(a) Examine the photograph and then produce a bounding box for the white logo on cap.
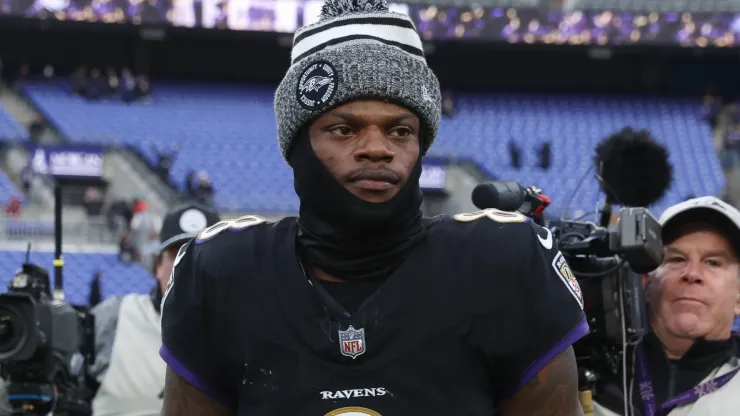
[179,209,208,233]
[296,61,338,111]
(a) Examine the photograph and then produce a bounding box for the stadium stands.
[0,172,23,207]
[21,82,723,217]
[0,105,28,140]
[0,250,153,305]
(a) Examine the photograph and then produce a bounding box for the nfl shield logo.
[338,325,366,359]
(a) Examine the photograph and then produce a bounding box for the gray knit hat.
[274,0,441,161]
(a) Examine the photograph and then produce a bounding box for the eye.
[706,259,723,267]
[328,125,353,136]
[666,257,685,264]
[389,127,414,138]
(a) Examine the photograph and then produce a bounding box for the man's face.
[155,242,185,293]
[650,226,740,340]
[308,100,421,203]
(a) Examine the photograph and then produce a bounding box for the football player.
[160,0,589,414]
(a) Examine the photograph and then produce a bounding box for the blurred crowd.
[414,7,740,47]
[71,66,151,102]
[2,1,739,47]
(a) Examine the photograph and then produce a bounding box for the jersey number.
[196,215,266,242]
[453,208,527,223]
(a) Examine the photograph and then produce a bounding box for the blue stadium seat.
[20,83,724,217]
[0,172,25,206]
[0,251,153,305]
[0,106,28,140]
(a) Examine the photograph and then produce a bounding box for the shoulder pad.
[194,214,269,245]
[449,208,533,240]
[447,209,557,256]
[452,208,530,225]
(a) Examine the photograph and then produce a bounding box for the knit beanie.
[274,0,442,161]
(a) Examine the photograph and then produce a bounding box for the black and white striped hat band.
[290,13,425,66]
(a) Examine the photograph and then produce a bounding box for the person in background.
[71,66,88,96]
[153,144,179,184]
[89,272,103,308]
[537,141,551,170]
[135,75,152,99]
[83,186,103,216]
[193,171,214,206]
[89,203,220,415]
[508,139,522,169]
[701,87,720,132]
[118,231,138,263]
[130,198,162,258]
[106,67,119,96]
[184,169,196,199]
[85,68,107,100]
[4,196,21,217]
[20,164,32,193]
[120,68,137,102]
[42,64,54,82]
[594,196,740,415]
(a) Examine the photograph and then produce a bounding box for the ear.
[734,281,740,318]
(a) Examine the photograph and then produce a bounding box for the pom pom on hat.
[319,0,389,20]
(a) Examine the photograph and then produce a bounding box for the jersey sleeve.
[159,241,234,407]
[471,220,589,401]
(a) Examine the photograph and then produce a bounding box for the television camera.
[472,128,674,406]
[0,184,94,416]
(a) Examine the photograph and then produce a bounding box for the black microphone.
[472,180,525,211]
[594,127,674,208]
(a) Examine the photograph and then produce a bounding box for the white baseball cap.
[659,196,740,249]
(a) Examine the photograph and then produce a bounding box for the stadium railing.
[0,215,121,245]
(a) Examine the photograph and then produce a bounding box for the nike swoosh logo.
[537,227,553,250]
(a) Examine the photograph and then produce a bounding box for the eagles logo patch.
[552,252,584,310]
[296,61,338,110]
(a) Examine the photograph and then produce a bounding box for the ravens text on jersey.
[160,213,589,414]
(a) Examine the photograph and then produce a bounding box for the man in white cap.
[595,196,740,416]
[88,203,219,415]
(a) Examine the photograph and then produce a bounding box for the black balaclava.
[289,129,427,281]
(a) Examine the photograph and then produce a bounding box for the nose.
[679,261,705,285]
[354,127,394,163]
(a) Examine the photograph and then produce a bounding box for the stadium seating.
[0,106,28,141]
[0,172,24,207]
[20,82,724,217]
[0,251,153,305]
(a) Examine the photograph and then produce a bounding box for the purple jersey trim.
[505,317,590,399]
[159,345,233,407]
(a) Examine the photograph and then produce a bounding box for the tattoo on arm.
[499,347,585,416]
[161,366,235,416]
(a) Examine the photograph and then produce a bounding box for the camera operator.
[88,204,219,415]
[594,196,740,416]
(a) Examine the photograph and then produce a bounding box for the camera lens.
[0,305,28,359]
[0,319,14,342]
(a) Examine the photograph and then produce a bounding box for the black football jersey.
[160,210,589,415]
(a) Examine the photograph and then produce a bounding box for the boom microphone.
[594,127,674,207]
[472,180,525,211]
